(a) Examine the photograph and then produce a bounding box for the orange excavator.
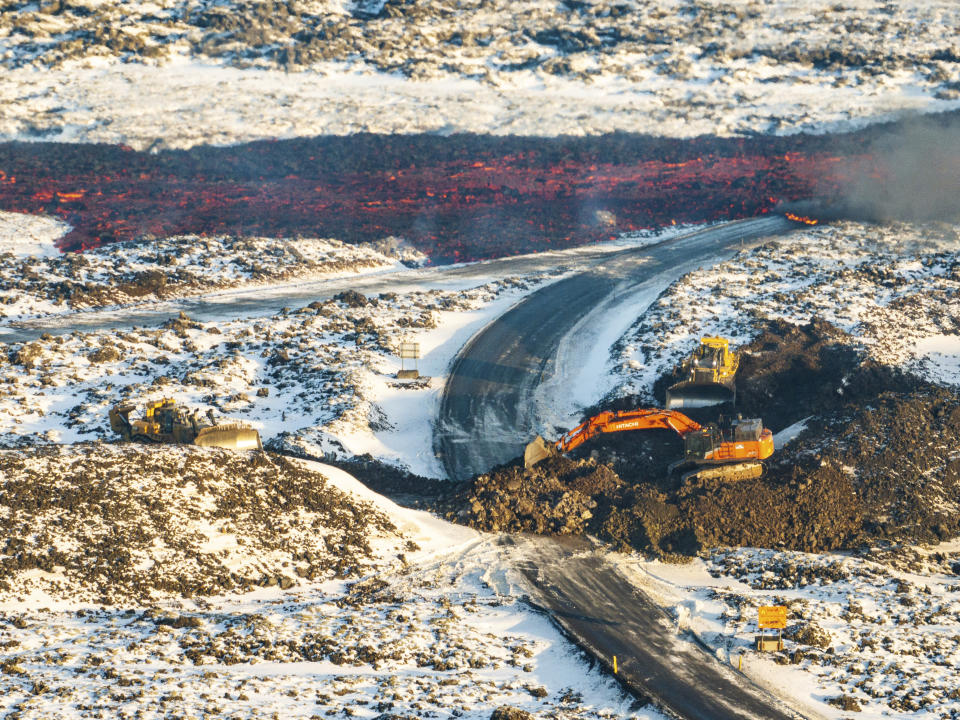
[524,408,774,482]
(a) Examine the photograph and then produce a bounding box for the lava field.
[0,131,885,263]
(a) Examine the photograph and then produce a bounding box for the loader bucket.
[524,435,558,468]
[194,424,263,451]
[665,381,736,409]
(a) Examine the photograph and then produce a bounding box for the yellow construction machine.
[666,336,739,409]
[109,398,262,451]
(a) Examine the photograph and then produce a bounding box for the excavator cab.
[682,427,718,462]
[681,416,771,464]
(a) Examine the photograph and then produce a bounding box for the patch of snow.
[914,334,960,385]
[0,211,69,258]
[773,416,812,448]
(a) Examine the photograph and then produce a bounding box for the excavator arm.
[556,409,703,453]
[524,408,702,468]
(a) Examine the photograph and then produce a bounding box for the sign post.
[756,605,787,652]
[397,341,421,380]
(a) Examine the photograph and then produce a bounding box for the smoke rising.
[842,116,960,222]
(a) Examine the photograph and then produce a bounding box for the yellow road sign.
[758,605,787,629]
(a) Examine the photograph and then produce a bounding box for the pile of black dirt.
[438,453,620,536]
[447,318,960,557]
[653,317,928,433]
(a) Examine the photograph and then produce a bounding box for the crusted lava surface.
[444,319,960,557]
[0,131,882,263]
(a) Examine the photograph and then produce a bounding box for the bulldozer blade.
[665,382,736,409]
[194,424,263,451]
[524,435,556,469]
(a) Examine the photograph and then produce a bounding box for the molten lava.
[0,135,878,263]
[785,212,819,225]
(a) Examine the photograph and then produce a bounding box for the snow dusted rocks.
[705,547,960,717]
[2,2,960,147]
[0,444,398,603]
[0,228,405,320]
[0,462,643,720]
[612,220,960,402]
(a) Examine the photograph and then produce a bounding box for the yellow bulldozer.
[109,398,262,451]
[665,336,739,409]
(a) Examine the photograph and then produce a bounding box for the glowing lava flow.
[785,212,819,225]
[0,136,875,262]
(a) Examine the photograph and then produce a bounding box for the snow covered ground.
[0,212,424,319]
[0,210,70,259]
[0,449,655,719]
[0,256,556,478]
[1,1,959,148]
[608,220,960,405]
[614,544,960,719]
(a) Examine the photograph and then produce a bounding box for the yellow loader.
[109,398,262,451]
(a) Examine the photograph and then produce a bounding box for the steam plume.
[843,116,960,222]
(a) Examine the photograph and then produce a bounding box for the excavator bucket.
[523,435,556,469]
[194,424,263,451]
[665,380,736,409]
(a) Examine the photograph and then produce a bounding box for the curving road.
[1,230,706,343]
[436,215,807,720]
[435,215,794,481]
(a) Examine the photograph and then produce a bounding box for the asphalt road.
[436,215,807,719]
[1,232,694,343]
[435,214,794,481]
[512,535,804,720]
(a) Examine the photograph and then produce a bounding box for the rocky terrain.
[447,316,960,558]
[0,444,400,603]
[2,1,958,147]
[0,229,422,320]
[2,0,956,87]
[660,545,960,718]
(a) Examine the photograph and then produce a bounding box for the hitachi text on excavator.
[524,408,774,483]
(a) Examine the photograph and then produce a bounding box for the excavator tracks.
[681,460,764,485]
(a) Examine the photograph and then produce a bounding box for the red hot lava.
[0,136,875,263]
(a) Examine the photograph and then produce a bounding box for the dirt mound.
[448,319,960,557]
[0,444,398,603]
[442,454,618,536]
[654,317,927,432]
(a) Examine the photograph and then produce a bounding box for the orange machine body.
[555,408,774,465]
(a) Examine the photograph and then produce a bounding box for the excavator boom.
[525,407,774,484]
[557,409,702,453]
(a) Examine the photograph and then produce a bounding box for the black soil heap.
[444,319,960,557]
